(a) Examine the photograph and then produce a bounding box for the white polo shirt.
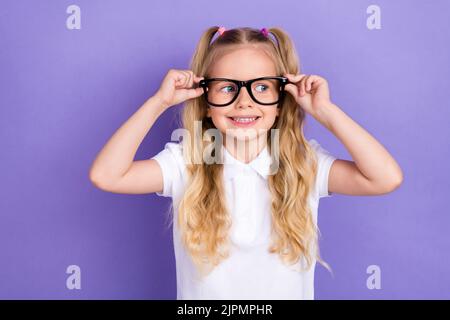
[151,138,337,300]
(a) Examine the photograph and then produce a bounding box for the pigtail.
[267,27,300,75]
[189,26,222,75]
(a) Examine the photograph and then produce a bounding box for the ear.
[206,108,211,117]
[276,107,280,117]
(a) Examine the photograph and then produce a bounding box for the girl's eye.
[255,84,268,92]
[221,85,235,93]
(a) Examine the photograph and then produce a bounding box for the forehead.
[208,45,277,80]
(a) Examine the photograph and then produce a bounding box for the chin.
[224,127,268,142]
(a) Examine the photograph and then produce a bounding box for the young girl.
[89,26,403,300]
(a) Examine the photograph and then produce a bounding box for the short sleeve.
[309,139,337,198]
[150,142,185,198]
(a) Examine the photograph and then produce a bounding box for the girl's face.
[206,46,280,142]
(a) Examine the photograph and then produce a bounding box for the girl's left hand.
[283,73,332,118]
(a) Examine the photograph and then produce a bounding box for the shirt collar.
[222,144,273,180]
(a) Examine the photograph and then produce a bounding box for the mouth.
[227,116,261,127]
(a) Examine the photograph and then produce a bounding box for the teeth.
[231,117,258,123]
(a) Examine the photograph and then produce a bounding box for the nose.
[235,85,254,109]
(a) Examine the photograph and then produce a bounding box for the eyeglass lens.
[205,79,281,105]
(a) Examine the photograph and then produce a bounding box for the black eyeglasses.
[198,76,290,107]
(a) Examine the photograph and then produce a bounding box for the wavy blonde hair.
[175,26,330,276]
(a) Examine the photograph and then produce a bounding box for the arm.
[284,73,403,196]
[88,95,166,194]
[89,69,204,195]
[316,102,404,196]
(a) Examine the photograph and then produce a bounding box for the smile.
[227,116,261,127]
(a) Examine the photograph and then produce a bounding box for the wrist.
[148,94,169,113]
[313,102,339,130]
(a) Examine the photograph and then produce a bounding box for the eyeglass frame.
[198,76,291,107]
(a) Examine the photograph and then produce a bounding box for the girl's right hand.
[154,69,204,109]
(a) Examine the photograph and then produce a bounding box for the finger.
[187,72,194,88]
[304,75,312,95]
[283,73,306,84]
[175,72,187,87]
[300,75,309,96]
[194,87,204,97]
[193,76,204,89]
[188,73,200,87]
[306,75,318,92]
[184,71,192,88]
[306,75,313,92]
[188,71,197,87]
[194,75,204,83]
[184,87,203,100]
[284,83,299,99]
[190,73,204,88]
[178,71,189,88]
[292,74,306,84]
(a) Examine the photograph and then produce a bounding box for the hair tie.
[218,26,226,36]
[260,27,269,37]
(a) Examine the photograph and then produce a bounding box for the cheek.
[260,109,279,125]
[209,111,229,129]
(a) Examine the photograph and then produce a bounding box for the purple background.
[1,0,449,299]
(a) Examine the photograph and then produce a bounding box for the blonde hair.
[175,26,330,276]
